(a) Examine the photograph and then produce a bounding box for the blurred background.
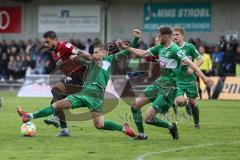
[0,0,240,100]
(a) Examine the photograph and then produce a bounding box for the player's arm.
[117,39,162,57]
[187,45,203,75]
[72,48,92,60]
[113,29,141,60]
[183,57,214,87]
[117,43,149,57]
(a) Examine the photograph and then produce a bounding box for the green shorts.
[66,83,104,112]
[143,80,177,114]
[176,82,198,98]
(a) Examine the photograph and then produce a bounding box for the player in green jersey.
[16,29,141,137]
[117,26,214,140]
[172,26,203,128]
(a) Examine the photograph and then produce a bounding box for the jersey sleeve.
[172,47,187,62]
[148,44,162,56]
[110,37,140,61]
[63,42,80,55]
[190,44,201,60]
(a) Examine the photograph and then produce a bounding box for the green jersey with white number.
[177,42,201,85]
[149,42,187,85]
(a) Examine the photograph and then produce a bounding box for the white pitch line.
[136,141,240,160]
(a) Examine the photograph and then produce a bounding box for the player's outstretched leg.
[91,111,137,138]
[145,106,179,140]
[130,94,149,140]
[17,105,55,123]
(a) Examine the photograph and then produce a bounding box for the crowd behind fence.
[0,35,240,83]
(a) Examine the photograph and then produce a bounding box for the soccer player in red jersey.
[42,31,91,136]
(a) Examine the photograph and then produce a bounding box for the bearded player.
[42,31,91,136]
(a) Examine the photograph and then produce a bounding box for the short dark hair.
[172,26,185,35]
[158,26,172,35]
[43,31,58,39]
[94,44,108,51]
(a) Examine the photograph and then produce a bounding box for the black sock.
[191,105,199,124]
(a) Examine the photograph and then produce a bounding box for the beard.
[48,46,55,51]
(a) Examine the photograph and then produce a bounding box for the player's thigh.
[66,94,85,109]
[131,93,150,109]
[145,106,158,122]
[152,95,170,114]
[54,82,69,94]
[53,99,72,110]
[91,111,104,129]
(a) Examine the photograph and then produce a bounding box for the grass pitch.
[0,91,240,160]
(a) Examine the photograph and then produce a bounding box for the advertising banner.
[38,5,100,33]
[0,7,21,33]
[143,3,211,32]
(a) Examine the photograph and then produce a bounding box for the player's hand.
[70,55,78,59]
[133,29,141,38]
[203,76,214,87]
[187,68,194,75]
[116,39,129,50]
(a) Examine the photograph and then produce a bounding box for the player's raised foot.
[194,123,200,129]
[123,123,137,138]
[16,106,30,123]
[43,116,60,128]
[134,133,148,140]
[169,122,179,140]
[55,129,70,137]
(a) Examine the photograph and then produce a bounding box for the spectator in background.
[198,46,212,99]
[229,36,238,53]
[26,39,34,55]
[8,55,17,81]
[211,46,224,75]
[236,47,240,77]
[128,54,141,72]
[20,54,36,76]
[76,39,86,50]
[138,40,147,50]
[188,38,196,46]
[219,43,236,76]
[0,52,9,81]
[218,35,227,53]
[18,40,26,51]
[85,38,92,53]
[195,38,203,49]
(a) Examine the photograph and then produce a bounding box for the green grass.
[0,91,240,160]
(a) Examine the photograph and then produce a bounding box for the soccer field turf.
[0,92,240,160]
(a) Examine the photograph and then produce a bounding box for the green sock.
[131,108,144,133]
[103,120,123,131]
[146,116,171,128]
[32,105,55,119]
[191,105,199,124]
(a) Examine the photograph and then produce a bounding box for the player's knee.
[175,98,185,106]
[189,99,197,107]
[131,98,142,109]
[144,113,153,124]
[94,121,104,129]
